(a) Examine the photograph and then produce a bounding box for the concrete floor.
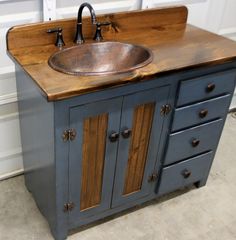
[0,115,236,240]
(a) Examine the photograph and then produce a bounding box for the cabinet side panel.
[80,114,108,211]
[123,103,155,195]
[15,66,56,232]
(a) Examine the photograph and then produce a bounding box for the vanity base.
[16,60,236,240]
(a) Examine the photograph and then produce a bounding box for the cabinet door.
[112,86,170,207]
[68,97,122,222]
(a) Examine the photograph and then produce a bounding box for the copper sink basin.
[48,42,153,76]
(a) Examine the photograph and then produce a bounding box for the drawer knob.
[199,109,208,118]
[206,83,215,93]
[192,139,200,147]
[121,128,132,138]
[182,169,192,179]
[109,132,119,142]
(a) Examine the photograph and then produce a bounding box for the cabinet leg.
[51,231,67,240]
[51,225,68,240]
[195,178,208,188]
[24,173,33,193]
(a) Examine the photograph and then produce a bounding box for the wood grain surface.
[6,6,236,101]
[80,114,108,211]
[123,103,155,195]
[7,6,188,50]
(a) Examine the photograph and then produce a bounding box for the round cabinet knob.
[192,139,200,147]
[121,128,132,138]
[109,132,119,142]
[182,169,192,179]
[206,83,215,93]
[199,109,208,118]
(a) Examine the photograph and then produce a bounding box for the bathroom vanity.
[7,6,236,240]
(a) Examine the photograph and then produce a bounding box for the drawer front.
[164,119,223,165]
[177,70,235,107]
[172,94,231,132]
[158,151,213,196]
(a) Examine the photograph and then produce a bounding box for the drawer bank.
[6,6,236,240]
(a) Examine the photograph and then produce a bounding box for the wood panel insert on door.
[123,102,155,195]
[80,113,108,211]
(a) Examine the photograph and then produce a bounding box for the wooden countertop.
[7,6,236,101]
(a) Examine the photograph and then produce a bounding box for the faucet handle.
[47,27,65,48]
[99,22,112,26]
[93,22,111,42]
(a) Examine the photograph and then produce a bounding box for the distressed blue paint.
[176,70,236,107]
[172,94,231,131]
[112,86,170,207]
[15,66,59,237]
[68,97,123,226]
[15,59,236,240]
[158,151,213,196]
[164,119,224,165]
[54,103,70,240]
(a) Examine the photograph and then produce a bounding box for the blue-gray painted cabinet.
[158,69,236,194]
[69,97,123,222]
[15,64,236,240]
[68,86,170,224]
[112,86,170,207]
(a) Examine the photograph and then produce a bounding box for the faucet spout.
[78,2,97,25]
[74,2,97,44]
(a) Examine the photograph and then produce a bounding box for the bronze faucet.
[74,2,97,44]
[74,2,111,44]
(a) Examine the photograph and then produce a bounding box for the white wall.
[0,0,42,180]
[0,0,235,180]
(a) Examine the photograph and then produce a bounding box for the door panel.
[69,97,122,223]
[123,103,155,195]
[112,86,170,207]
[80,113,108,211]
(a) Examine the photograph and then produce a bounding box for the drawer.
[158,151,213,196]
[177,70,236,107]
[164,119,223,165]
[172,94,231,132]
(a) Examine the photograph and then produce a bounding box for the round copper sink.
[48,42,153,76]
